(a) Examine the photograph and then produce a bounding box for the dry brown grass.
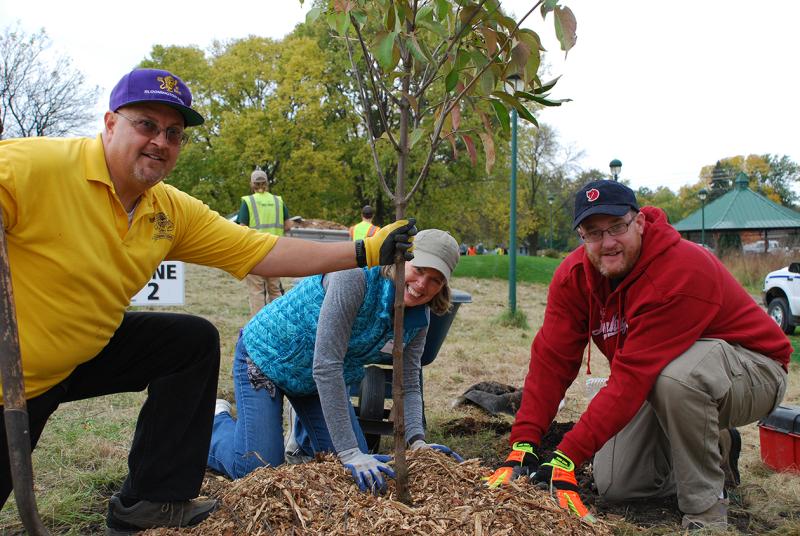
[2,264,799,534]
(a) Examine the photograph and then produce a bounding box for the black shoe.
[106,493,217,535]
[719,428,741,488]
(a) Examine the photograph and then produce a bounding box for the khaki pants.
[245,274,283,317]
[593,339,787,515]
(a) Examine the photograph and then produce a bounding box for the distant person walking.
[350,205,380,241]
[239,169,292,317]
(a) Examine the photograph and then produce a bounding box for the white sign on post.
[131,261,185,306]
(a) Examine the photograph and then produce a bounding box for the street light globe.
[698,188,708,201]
[547,194,554,205]
[609,159,622,180]
[505,73,526,93]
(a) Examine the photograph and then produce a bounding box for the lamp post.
[698,188,708,247]
[547,194,554,249]
[609,159,622,181]
[506,74,525,313]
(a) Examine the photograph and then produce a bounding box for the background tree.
[699,154,799,207]
[0,24,99,139]
[516,122,581,251]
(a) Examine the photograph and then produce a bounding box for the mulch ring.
[143,449,612,536]
[439,417,774,534]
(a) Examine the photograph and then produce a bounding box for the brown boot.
[681,498,729,531]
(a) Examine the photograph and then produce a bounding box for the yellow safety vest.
[349,221,380,241]
[242,192,285,236]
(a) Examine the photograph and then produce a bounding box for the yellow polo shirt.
[0,135,276,399]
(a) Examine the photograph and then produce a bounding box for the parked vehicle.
[763,262,800,334]
[745,239,786,254]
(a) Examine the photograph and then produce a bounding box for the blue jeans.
[207,336,368,479]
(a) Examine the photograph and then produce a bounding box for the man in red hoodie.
[485,180,790,530]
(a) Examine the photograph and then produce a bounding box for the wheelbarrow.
[354,289,472,452]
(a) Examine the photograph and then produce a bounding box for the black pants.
[0,312,221,509]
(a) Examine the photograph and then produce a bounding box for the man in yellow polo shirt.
[0,68,415,534]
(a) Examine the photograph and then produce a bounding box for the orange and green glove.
[532,450,596,524]
[356,218,416,267]
[484,441,539,488]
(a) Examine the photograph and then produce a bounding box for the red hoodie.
[510,206,791,466]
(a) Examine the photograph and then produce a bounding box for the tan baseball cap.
[410,229,460,282]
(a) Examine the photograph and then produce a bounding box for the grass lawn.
[452,254,561,285]
[2,258,800,534]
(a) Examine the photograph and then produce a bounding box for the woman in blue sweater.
[208,229,461,492]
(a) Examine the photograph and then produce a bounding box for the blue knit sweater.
[242,267,427,396]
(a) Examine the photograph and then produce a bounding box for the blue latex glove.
[338,448,395,494]
[409,439,464,463]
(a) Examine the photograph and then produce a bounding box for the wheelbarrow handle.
[0,218,50,535]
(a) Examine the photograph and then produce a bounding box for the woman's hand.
[338,448,395,494]
[409,439,464,463]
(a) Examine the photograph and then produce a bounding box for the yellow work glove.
[484,441,539,488]
[356,218,417,268]
[532,450,596,524]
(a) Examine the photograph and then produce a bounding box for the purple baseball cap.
[109,68,204,127]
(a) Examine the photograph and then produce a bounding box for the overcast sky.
[3,0,798,193]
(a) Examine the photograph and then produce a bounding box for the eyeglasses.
[579,216,635,243]
[115,112,188,146]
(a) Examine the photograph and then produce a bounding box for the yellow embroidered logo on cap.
[157,76,181,95]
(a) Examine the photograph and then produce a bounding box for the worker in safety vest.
[349,205,380,241]
[239,168,292,316]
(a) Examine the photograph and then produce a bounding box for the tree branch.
[344,35,395,201]
[350,15,401,152]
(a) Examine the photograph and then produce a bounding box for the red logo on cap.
[586,188,600,202]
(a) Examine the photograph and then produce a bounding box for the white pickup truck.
[763,263,800,334]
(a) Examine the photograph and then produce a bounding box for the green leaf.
[554,6,577,55]
[491,90,518,110]
[409,127,425,149]
[385,3,396,32]
[434,0,450,20]
[516,92,568,107]
[374,31,398,71]
[417,4,434,23]
[534,76,561,94]
[306,7,322,24]
[540,0,559,17]
[417,18,449,38]
[445,69,459,92]
[514,102,537,125]
[408,34,430,64]
[518,29,543,52]
[489,99,510,134]
[325,11,350,35]
[480,69,496,95]
[459,4,484,26]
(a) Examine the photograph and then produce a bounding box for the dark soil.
[441,416,773,534]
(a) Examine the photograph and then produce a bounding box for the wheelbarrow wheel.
[359,366,386,453]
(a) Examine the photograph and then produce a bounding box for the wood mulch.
[143,450,611,535]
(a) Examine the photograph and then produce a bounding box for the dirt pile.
[291,218,348,230]
[143,450,611,535]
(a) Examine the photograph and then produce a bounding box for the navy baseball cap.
[109,68,204,127]
[573,180,639,229]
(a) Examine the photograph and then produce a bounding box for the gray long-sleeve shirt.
[312,268,427,454]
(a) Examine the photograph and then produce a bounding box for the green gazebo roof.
[672,173,800,231]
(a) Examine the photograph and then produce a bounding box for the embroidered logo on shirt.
[586,188,600,202]
[151,212,175,241]
[592,312,628,340]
